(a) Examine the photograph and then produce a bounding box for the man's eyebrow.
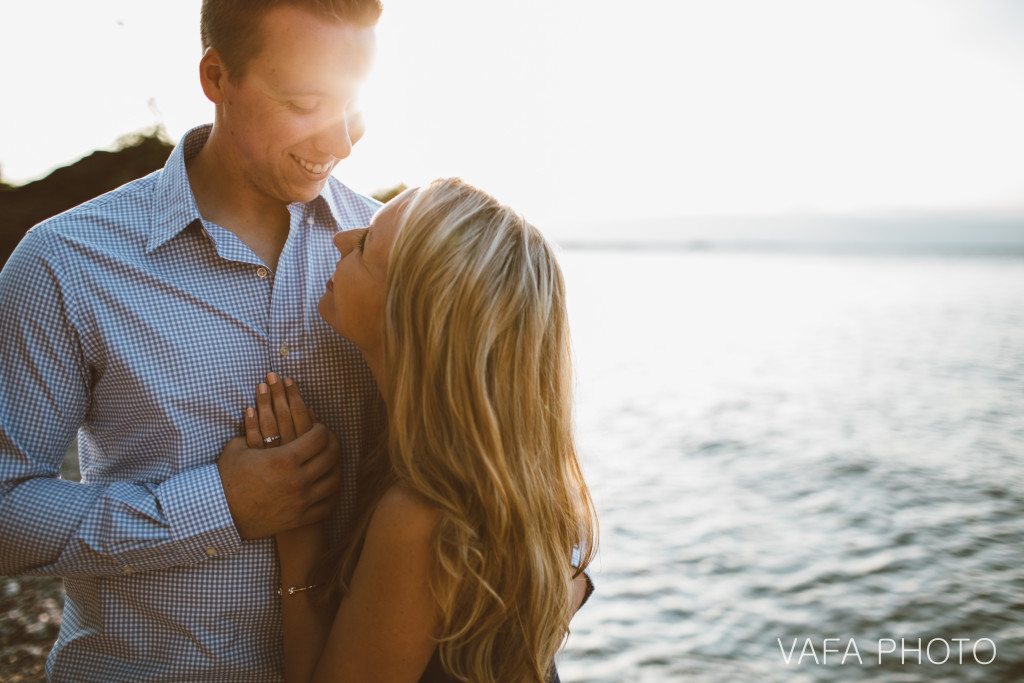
[276,88,330,98]
[275,84,360,99]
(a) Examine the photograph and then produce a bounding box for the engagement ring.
[263,435,281,445]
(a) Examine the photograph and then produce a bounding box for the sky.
[2,0,1024,237]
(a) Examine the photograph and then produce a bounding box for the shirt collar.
[147,125,211,253]
[147,124,352,253]
[316,170,367,232]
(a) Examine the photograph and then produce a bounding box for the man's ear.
[198,47,228,104]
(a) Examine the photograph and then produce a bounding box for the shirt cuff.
[157,464,242,566]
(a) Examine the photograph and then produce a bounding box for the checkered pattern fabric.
[0,125,385,682]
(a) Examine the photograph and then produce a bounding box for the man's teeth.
[298,158,331,174]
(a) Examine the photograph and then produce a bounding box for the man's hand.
[218,408,341,539]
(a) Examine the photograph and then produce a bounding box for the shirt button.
[279,345,290,357]
[205,547,218,556]
[306,216,315,226]
[122,566,134,575]
[256,267,268,279]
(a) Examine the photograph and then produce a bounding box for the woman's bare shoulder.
[366,485,442,548]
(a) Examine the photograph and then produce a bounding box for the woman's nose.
[334,228,366,255]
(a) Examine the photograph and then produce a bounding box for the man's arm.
[0,230,339,577]
[0,230,237,576]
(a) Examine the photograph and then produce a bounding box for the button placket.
[252,265,273,336]
[269,207,311,375]
[246,262,275,366]
[269,273,291,368]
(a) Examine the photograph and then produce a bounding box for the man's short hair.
[200,0,383,78]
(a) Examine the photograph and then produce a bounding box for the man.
[0,1,385,680]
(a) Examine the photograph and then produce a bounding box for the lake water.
[555,247,1024,682]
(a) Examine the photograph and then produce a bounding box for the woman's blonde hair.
[333,178,597,681]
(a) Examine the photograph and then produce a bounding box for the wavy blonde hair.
[333,178,597,681]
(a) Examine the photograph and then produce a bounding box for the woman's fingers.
[249,373,311,448]
[255,382,281,448]
[244,407,264,449]
[284,377,313,435]
[267,373,297,443]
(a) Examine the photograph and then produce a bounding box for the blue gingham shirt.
[0,125,385,682]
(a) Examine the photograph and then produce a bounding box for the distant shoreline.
[557,240,1024,257]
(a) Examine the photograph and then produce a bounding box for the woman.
[244,178,596,682]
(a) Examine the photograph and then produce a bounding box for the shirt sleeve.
[0,230,242,577]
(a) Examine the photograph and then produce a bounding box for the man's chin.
[281,173,330,203]
[296,180,330,201]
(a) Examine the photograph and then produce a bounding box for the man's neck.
[186,129,291,270]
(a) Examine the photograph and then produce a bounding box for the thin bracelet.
[277,584,320,596]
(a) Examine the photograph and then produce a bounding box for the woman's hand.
[245,372,314,448]
[244,373,328,552]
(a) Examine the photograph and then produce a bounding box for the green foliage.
[370,183,408,204]
[115,125,172,152]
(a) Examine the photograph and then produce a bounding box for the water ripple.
[558,250,1024,682]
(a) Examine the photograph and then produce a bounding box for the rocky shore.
[1,577,64,682]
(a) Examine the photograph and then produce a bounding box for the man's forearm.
[0,466,241,577]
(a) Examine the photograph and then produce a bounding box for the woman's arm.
[245,374,337,682]
[248,375,441,683]
[277,522,336,683]
[311,486,441,683]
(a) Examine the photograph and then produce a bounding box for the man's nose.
[316,113,356,161]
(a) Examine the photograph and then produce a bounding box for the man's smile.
[292,154,336,176]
